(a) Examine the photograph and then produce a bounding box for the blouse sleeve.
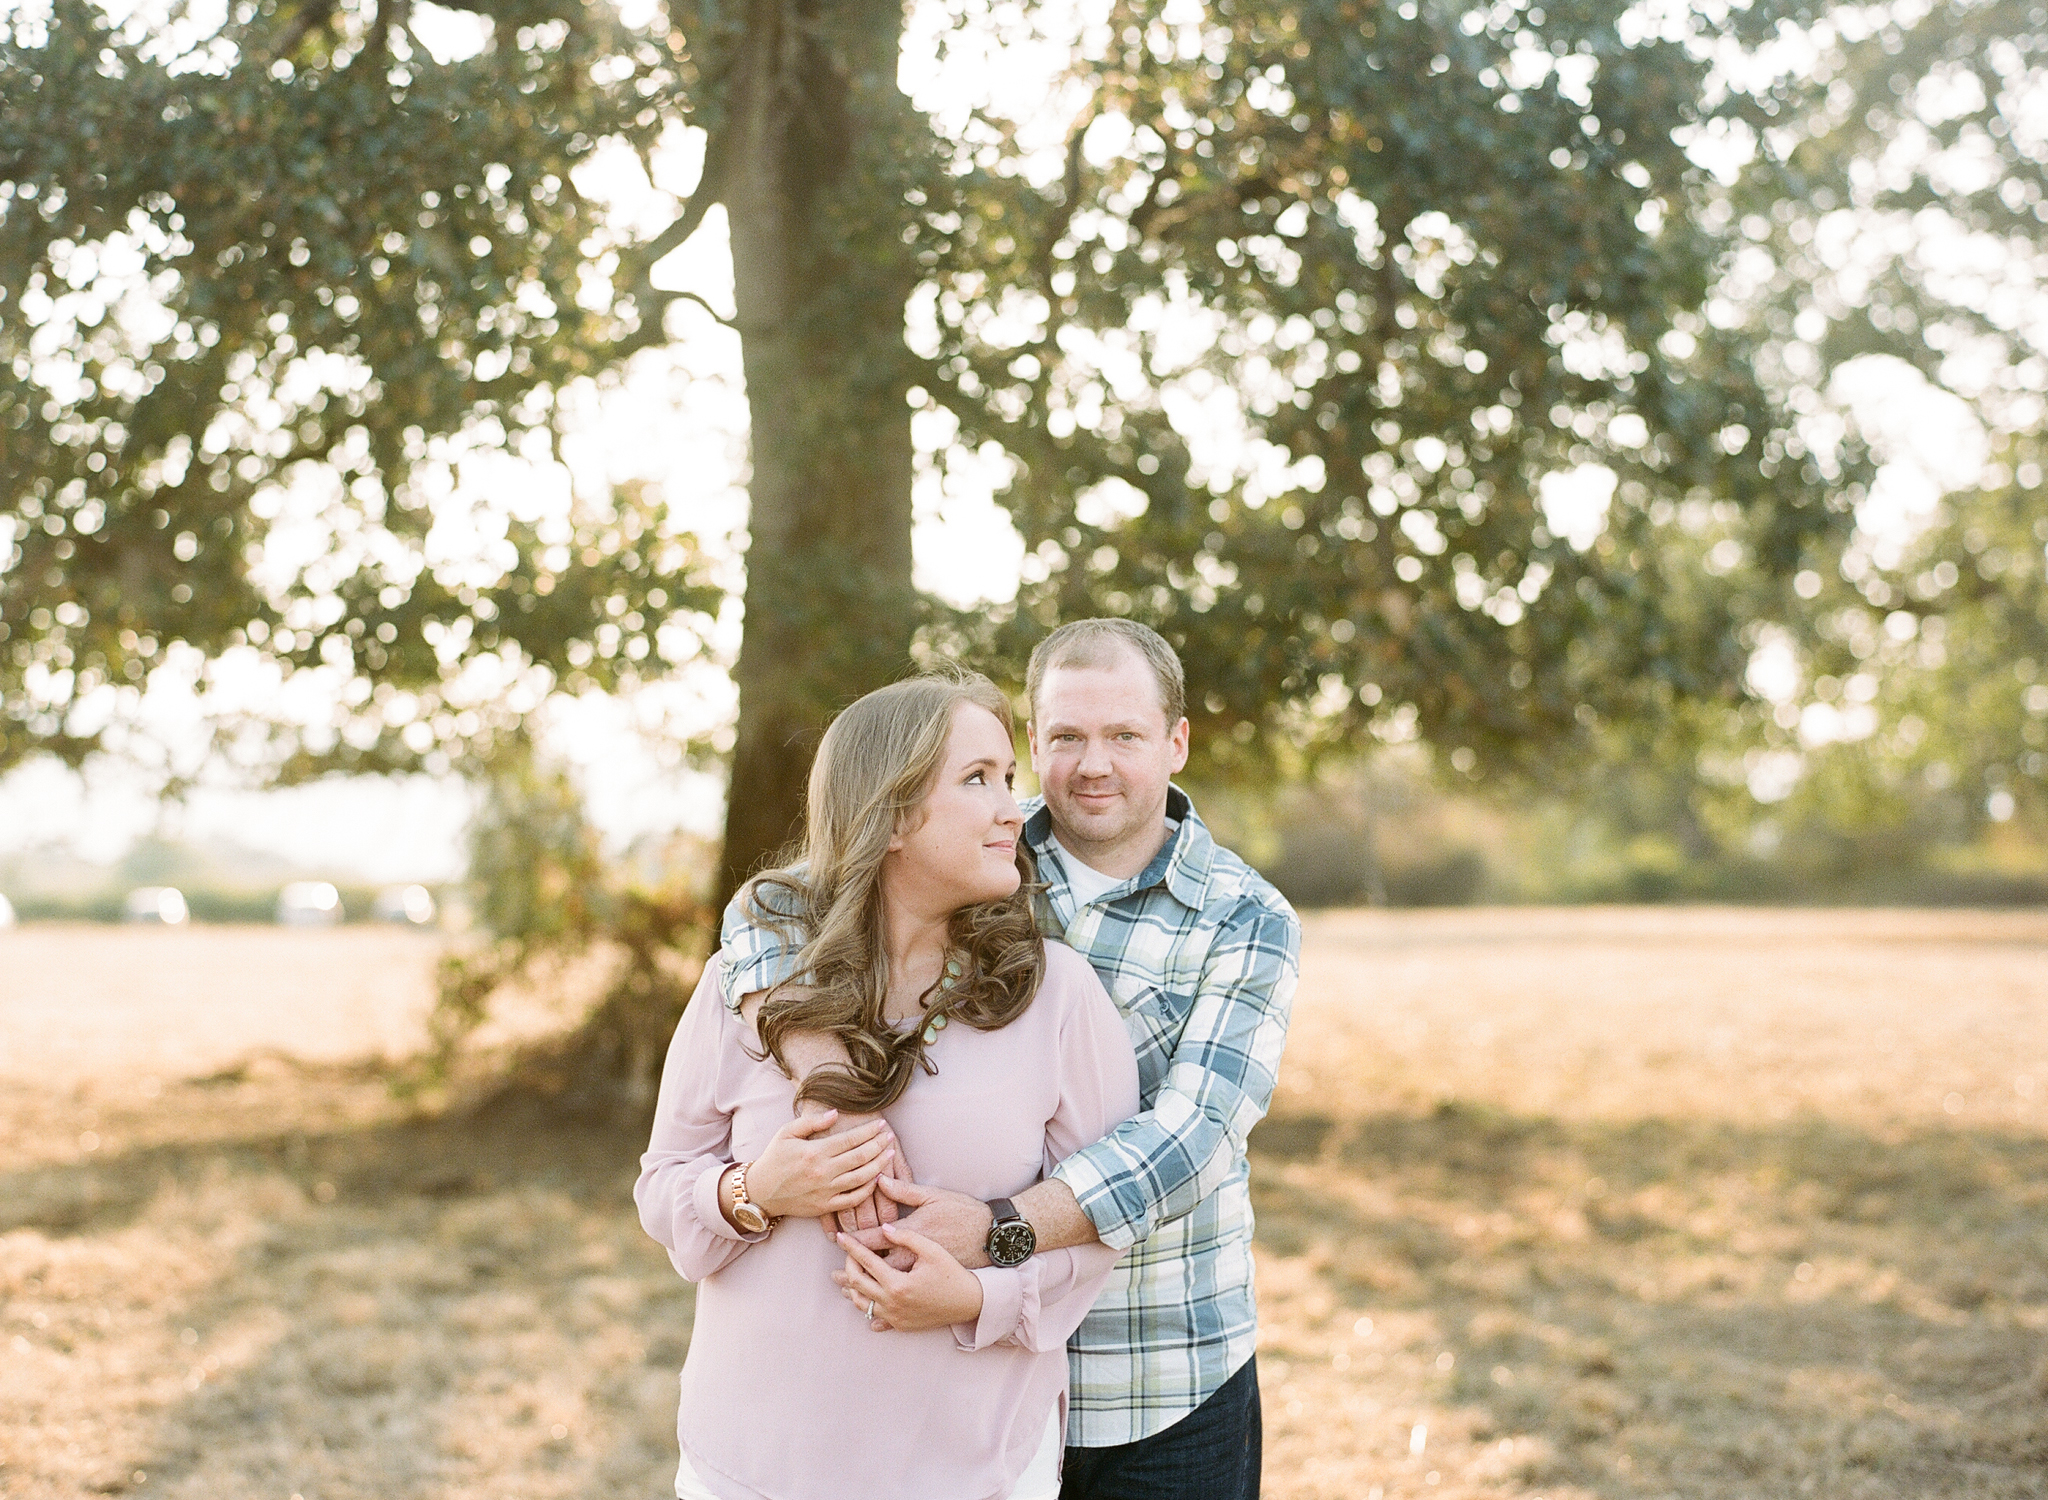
[635,960,771,1282]
[954,947,1141,1352]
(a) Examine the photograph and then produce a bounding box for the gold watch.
[729,1162,774,1235]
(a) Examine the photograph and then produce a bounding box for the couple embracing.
[636,619,1302,1500]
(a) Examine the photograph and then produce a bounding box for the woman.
[635,671,1140,1500]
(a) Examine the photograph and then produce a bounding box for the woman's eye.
[966,771,985,784]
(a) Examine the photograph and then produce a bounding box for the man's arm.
[853,1136,1099,1271]
[855,896,1300,1265]
[719,881,804,1013]
[1051,897,1299,1250]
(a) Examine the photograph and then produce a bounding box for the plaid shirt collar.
[1022,784,1213,915]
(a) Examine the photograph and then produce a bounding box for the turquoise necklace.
[921,954,965,1045]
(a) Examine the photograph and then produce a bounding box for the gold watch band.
[730,1161,774,1235]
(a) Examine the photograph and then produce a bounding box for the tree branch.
[620,129,730,290]
[670,289,738,330]
[1033,106,1093,290]
[1128,129,1177,240]
[271,0,338,62]
[379,0,412,62]
[613,127,734,344]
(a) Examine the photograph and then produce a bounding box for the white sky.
[0,0,2006,883]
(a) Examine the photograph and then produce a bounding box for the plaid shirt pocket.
[1107,972,1182,1101]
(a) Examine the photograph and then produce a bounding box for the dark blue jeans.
[1059,1355,1262,1500]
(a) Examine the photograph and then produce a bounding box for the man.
[720,618,1300,1499]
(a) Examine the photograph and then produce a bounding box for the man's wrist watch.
[729,1162,774,1235]
[985,1197,1036,1268]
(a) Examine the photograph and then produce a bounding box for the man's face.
[1028,647,1190,872]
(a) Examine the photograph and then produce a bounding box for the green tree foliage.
[1739,0,2047,436]
[1708,0,2048,862]
[936,0,1857,778]
[1796,440,2048,836]
[1,0,720,778]
[423,736,708,1108]
[4,0,1869,906]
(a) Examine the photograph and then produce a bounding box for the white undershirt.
[1051,819,1178,907]
[1051,836,1125,906]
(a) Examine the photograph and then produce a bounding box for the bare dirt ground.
[2,908,2043,1499]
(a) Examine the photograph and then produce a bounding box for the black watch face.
[988,1219,1036,1267]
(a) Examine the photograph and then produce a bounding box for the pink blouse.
[635,941,1141,1500]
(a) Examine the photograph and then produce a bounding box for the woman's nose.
[997,789,1024,827]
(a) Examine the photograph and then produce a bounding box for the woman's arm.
[637,962,901,1282]
[729,929,908,1235]
[635,964,765,1282]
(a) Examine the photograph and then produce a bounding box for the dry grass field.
[1,909,2043,1499]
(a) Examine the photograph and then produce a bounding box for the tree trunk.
[715,0,919,908]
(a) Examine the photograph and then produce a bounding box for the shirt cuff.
[952,1266,1025,1351]
[1052,1153,1143,1252]
[692,1160,771,1244]
[719,956,748,1014]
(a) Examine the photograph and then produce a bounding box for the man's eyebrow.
[1041,719,1151,735]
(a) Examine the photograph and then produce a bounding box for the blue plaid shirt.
[719,785,1300,1447]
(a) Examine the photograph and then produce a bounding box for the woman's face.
[887,702,1025,914]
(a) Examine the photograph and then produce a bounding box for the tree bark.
[716,0,919,908]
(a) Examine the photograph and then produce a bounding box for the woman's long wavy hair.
[740,670,1046,1113]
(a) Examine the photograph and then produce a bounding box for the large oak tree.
[5,0,1860,909]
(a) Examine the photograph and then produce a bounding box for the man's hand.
[843,1173,1099,1268]
[841,1176,994,1271]
[833,1225,983,1333]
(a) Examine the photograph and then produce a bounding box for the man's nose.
[1074,737,1113,776]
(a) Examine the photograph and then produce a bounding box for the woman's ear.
[889,799,929,852]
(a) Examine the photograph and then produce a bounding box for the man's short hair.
[1026,618,1187,727]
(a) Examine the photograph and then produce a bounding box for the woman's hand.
[833,1225,984,1333]
[739,990,913,1236]
[744,1111,896,1222]
[799,1115,915,1239]
[825,1130,917,1237]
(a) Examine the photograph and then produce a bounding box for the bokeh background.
[3,0,2046,1493]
